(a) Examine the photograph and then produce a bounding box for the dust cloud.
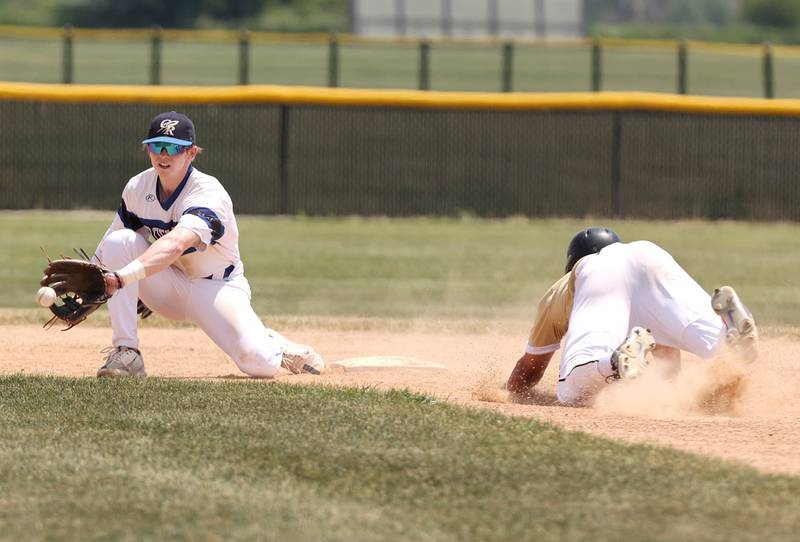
[594,337,799,419]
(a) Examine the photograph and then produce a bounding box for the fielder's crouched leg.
[188,280,286,379]
[556,361,610,406]
[96,228,150,354]
[96,228,148,269]
[231,332,283,378]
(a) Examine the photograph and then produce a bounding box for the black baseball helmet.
[565,227,621,273]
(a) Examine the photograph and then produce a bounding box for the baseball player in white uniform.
[93,111,324,378]
[506,227,758,406]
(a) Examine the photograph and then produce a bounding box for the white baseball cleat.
[281,342,325,375]
[711,286,758,362]
[610,326,656,380]
[97,346,147,378]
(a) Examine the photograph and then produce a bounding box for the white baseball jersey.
[104,165,242,280]
[94,163,307,378]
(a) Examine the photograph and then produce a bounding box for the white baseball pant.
[96,228,286,377]
[557,241,726,405]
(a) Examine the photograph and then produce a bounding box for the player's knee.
[234,341,282,378]
[557,382,601,406]
[556,364,606,406]
[557,380,590,406]
[104,228,138,248]
[98,229,146,267]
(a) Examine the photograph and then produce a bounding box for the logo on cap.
[158,119,180,136]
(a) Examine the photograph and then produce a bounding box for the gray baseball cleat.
[711,286,758,362]
[97,346,147,378]
[281,342,325,375]
[610,326,656,380]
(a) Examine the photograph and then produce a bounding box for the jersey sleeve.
[526,273,575,354]
[177,199,227,250]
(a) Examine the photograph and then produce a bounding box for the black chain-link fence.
[2,99,800,220]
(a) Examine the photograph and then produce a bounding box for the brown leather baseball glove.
[40,258,113,330]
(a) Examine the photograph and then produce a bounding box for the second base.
[329,356,448,372]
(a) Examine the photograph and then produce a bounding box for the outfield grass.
[0,376,798,541]
[3,211,799,326]
[4,36,800,97]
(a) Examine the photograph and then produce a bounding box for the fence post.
[611,112,622,217]
[279,105,290,214]
[763,43,774,99]
[677,40,688,95]
[239,28,250,85]
[328,34,339,87]
[502,41,513,92]
[591,39,602,92]
[419,40,430,90]
[150,25,162,85]
[62,25,73,84]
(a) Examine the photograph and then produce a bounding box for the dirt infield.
[3,322,799,476]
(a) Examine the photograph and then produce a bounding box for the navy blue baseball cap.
[142,111,195,146]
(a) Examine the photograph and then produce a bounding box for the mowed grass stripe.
[3,211,799,326]
[0,376,798,541]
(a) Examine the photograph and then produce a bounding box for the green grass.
[592,22,800,46]
[3,213,800,539]
[0,376,798,541]
[3,211,800,326]
[3,35,800,97]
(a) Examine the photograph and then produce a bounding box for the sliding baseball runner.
[506,227,758,405]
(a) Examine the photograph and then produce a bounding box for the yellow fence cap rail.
[3,81,800,117]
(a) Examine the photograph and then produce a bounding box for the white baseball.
[36,286,57,308]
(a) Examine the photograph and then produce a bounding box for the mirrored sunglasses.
[147,142,189,156]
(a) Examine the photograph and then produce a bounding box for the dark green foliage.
[590,20,800,42]
[0,0,348,31]
[742,0,800,28]
[203,0,272,20]
[56,0,272,28]
[586,0,737,26]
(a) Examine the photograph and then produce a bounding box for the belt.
[203,263,237,281]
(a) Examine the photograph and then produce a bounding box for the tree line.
[3,0,800,35]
